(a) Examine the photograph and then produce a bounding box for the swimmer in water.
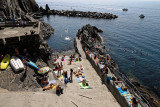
[133,61,136,65]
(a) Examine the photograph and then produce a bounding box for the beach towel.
[58,75,64,79]
[76,59,83,62]
[48,80,56,85]
[76,78,80,82]
[76,77,84,83]
[117,87,130,95]
[79,83,91,89]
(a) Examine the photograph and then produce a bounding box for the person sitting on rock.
[131,97,138,107]
[41,77,49,86]
[76,58,79,62]
[56,85,63,96]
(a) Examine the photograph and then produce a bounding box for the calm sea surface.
[36,0,160,98]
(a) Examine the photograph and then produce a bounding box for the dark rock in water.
[139,14,145,18]
[45,4,50,11]
[39,22,54,40]
[40,6,45,13]
[122,8,128,11]
[41,9,118,19]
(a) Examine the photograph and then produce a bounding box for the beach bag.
[86,83,89,86]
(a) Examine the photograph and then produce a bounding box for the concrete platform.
[0,27,38,39]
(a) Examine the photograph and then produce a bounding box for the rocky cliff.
[0,0,39,19]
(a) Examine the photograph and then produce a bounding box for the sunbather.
[43,83,55,91]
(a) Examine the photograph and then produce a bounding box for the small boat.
[26,59,39,70]
[10,56,24,72]
[122,8,128,11]
[139,14,145,18]
[0,54,10,70]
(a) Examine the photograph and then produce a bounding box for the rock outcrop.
[76,24,160,107]
[40,6,118,19]
[0,0,39,19]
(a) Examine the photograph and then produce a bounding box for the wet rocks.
[42,9,118,19]
[39,22,54,40]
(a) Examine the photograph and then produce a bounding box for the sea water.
[36,0,160,99]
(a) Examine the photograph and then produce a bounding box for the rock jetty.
[75,24,158,107]
[40,4,118,19]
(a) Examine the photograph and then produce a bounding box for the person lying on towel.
[43,83,55,91]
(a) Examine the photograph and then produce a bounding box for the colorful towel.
[58,75,64,79]
[76,77,84,83]
[79,83,90,89]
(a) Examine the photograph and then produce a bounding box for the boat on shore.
[10,56,24,72]
[0,54,10,70]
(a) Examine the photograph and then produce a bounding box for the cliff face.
[0,0,39,19]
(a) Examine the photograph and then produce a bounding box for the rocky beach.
[0,0,160,107]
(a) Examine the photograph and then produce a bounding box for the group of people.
[86,49,139,107]
[41,75,64,96]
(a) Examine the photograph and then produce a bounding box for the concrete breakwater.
[74,24,151,107]
[40,4,118,19]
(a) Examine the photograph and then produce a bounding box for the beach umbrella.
[38,67,50,74]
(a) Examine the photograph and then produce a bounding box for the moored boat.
[0,54,10,70]
[10,56,24,72]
